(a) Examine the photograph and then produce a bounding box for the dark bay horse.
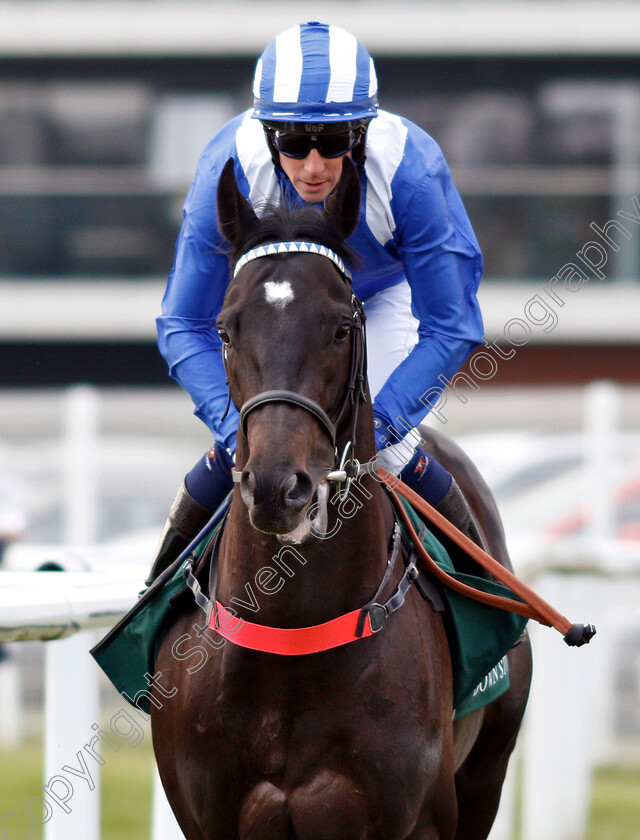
[151,158,533,840]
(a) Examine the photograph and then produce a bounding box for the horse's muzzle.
[240,467,314,534]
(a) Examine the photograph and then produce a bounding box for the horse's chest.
[201,689,359,784]
[245,709,290,777]
[188,676,293,777]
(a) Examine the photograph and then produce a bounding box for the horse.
[151,157,533,840]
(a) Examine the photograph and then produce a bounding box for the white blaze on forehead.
[264,280,295,310]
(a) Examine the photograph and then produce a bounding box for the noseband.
[240,390,338,448]
[228,241,368,491]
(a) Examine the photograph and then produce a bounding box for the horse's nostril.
[240,471,256,507]
[283,472,313,510]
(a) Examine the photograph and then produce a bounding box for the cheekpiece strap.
[233,241,350,280]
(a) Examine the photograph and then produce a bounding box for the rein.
[182,463,595,656]
[378,470,596,648]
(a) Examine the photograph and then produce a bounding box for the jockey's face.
[278,148,346,203]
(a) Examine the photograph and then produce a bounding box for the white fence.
[0,571,184,840]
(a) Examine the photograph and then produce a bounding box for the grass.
[0,741,639,839]
[0,737,154,840]
[586,765,640,840]
[98,737,155,840]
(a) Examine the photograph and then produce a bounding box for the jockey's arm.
[156,164,239,453]
[372,161,484,443]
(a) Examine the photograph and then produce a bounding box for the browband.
[233,241,350,280]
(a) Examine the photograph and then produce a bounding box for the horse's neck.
[217,473,392,627]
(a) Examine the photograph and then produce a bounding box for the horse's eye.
[334,323,351,343]
[217,327,231,346]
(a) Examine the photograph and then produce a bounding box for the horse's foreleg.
[238,781,292,840]
[287,770,368,840]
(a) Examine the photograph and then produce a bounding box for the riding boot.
[434,477,485,550]
[144,482,213,587]
[434,477,487,576]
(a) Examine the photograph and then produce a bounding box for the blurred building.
[0,1,639,387]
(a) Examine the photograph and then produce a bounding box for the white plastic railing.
[0,571,142,643]
[0,570,184,840]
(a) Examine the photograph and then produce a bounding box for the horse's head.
[217,158,367,543]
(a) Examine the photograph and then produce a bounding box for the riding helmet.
[252,21,378,128]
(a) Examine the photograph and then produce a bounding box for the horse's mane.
[230,201,357,268]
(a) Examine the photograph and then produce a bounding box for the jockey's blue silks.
[158,109,482,453]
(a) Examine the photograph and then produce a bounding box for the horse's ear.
[217,158,259,248]
[324,158,361,240]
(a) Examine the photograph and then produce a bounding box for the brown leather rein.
[226,242,593,647]
[377,467,596,647]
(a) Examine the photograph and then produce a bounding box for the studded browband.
[233,241,350,280]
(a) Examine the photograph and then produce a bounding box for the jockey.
[148,21,485,584]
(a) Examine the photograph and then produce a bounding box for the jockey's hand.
[374,414,423,476]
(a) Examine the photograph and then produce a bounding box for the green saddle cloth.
[395,496,528,717]
[91,500,527,718]
[91,532,217,716]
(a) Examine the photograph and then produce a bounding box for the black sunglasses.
[268,128,361,159]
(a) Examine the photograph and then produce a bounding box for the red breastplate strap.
[210,602,375,656]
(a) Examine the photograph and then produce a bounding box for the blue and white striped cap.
[252,22,378,123]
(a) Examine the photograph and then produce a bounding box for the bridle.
[225,241,369,496]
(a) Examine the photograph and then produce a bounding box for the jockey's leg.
[145,443,233,585]
[400,447,485,550]
[378,434,484,552]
